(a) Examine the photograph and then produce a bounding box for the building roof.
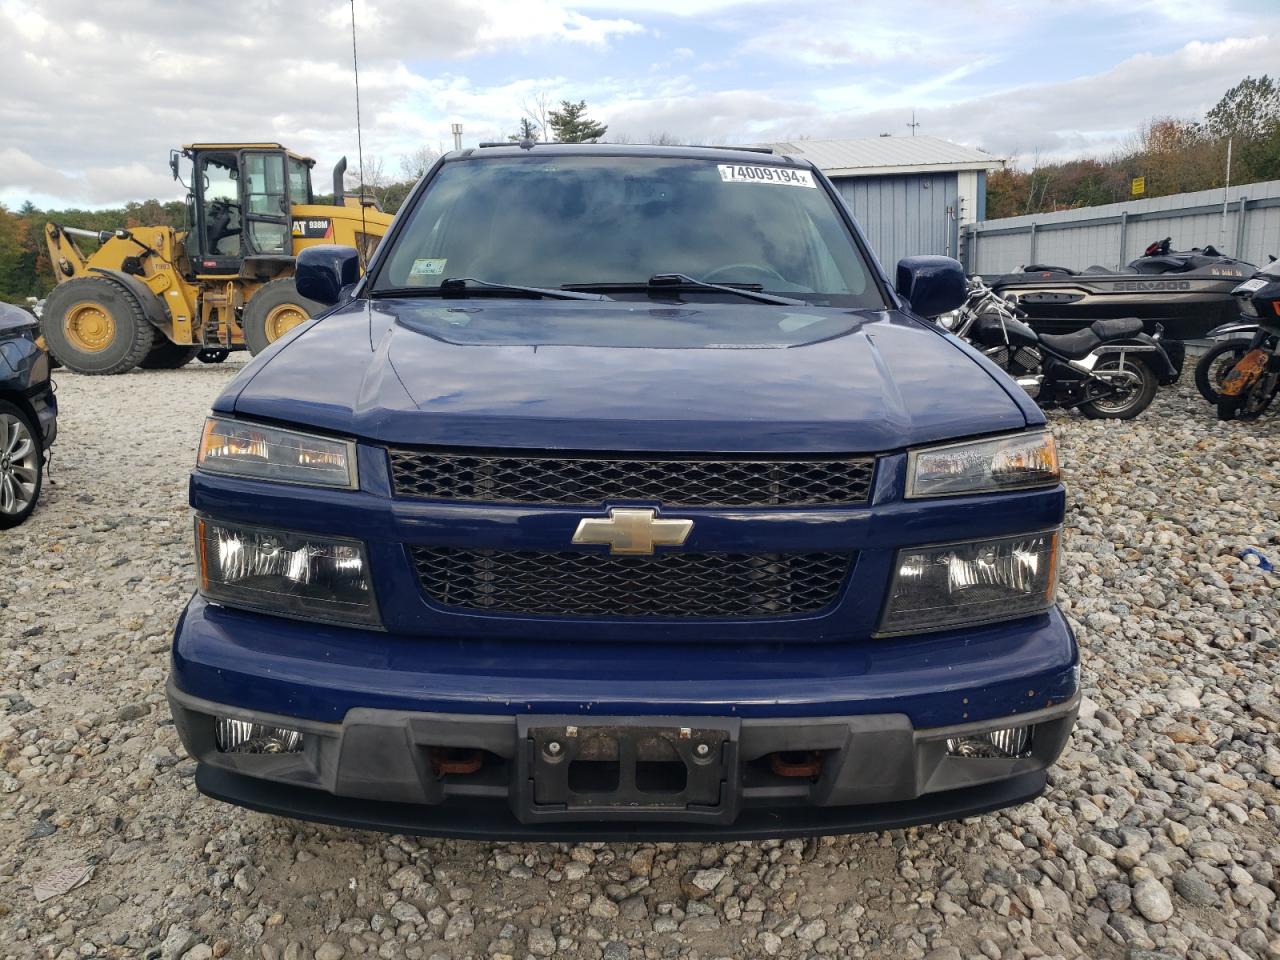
[760,136,1004,178]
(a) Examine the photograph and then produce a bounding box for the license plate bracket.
[514,717,740,824]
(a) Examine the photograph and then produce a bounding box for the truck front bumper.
[169,597,1079,839]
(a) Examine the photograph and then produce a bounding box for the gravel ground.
[1,360,1278,960]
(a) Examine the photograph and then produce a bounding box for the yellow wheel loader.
[41,143,393,375]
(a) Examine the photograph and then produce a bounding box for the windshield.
[374,155,884,308]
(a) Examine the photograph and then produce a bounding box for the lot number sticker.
[718,164,815,188]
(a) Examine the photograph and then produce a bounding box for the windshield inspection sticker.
[718,164,815,188]
[408,258,447,281]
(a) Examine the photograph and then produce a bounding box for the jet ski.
[986,239,1256,341]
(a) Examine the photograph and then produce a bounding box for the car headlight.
[195,517,380,627]
[878,529,1059,636]
[197,417,357,488]
[906,431,1058,499]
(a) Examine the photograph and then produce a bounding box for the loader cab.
[180,143,315,275]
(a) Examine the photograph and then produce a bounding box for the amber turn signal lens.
[196,417,357,488]
[907,431,1059,499]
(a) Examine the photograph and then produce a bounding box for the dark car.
[169,144,1078,839]
[0,301,56,528]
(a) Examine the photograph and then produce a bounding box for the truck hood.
[226,298,1033,453]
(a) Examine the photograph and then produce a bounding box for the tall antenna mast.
[907,110,921,136]
[349,0,369,266]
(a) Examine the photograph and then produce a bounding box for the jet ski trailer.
[986,240,1256,341]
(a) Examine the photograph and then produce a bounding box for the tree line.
[4,81,1278,303]
[0,199,188,305]
[985,75,1279,220]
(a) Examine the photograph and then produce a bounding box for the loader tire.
[139,339,201,370]
[242,278,323,356]
[41,277,155,375]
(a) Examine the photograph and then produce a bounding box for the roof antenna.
[349,0,369,268]
[907,110,920,136]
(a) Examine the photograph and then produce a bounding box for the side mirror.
[295,245,360,306]
[895,256,966,319]
[169,150,180,180]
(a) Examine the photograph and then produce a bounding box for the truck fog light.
[946,725,1032,759]
[215,717,304,754]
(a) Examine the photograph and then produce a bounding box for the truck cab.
[168,143,1079,838]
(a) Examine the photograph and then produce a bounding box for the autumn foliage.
[986,76,1280,220]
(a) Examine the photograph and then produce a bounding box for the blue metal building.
[762,137,1004,272]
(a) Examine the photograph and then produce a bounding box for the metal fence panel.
[965,179,1280,274]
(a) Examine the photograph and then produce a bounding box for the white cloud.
[0,0,1272,209]
[601,88,819,142]
[734,3,1033,68]
[602,34,1277,161]
[0,0,641,206]
[0,148,175,208]
[898,34,1280,161]
[570,0,772,13]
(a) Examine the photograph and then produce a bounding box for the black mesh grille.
[410,548,853,618]
[388,450,875,507]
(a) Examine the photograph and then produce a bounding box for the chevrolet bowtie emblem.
[572,508,694,556]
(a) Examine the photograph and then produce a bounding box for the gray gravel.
[2,361,1279,960]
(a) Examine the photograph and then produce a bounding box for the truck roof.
[182,143,316,166]
[453,142,810,168]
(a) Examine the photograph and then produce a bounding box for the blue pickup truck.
[169,143,1079,838]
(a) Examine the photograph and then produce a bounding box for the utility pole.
[451,123,463,151]
[907,111,920,136]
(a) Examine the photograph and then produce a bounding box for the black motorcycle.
[938,277,1182,419]
[1217,260,1280,421]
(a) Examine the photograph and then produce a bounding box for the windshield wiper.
[563,273,805,306]
[372,278,612,301]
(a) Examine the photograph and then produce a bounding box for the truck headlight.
[906,431,1058,499]
[196,517,380,627]
[197,417,357,489]
[877,530,1059,636]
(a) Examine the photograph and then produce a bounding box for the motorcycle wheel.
[1194,339,1252,404]
[1078,356,1157,420]
[1217,374,1278,422]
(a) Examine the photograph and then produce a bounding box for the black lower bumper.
[171,678,1077,840]
[196,762,1049,841]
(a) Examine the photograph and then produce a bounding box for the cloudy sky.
[1,0,1274,209]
